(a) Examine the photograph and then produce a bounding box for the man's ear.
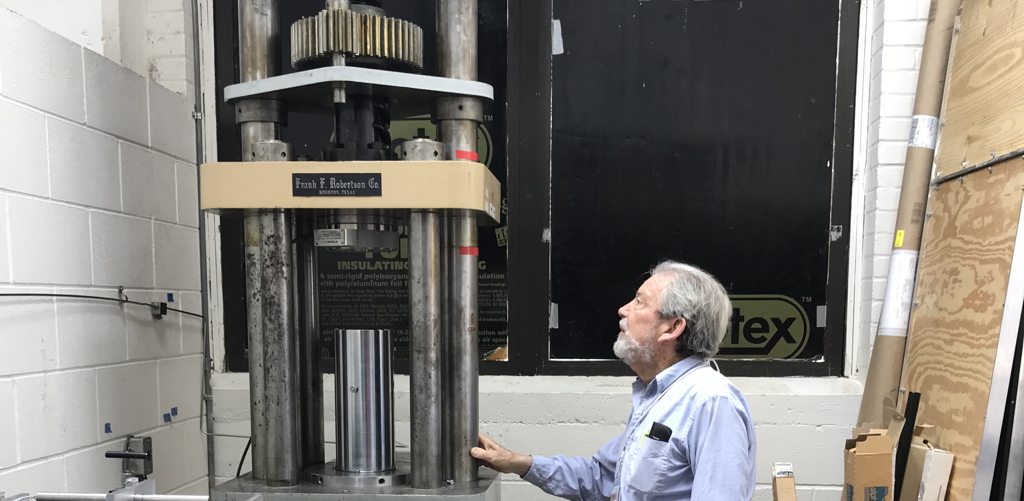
[658,317,687,343]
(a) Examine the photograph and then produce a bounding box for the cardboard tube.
[857,0,960,426]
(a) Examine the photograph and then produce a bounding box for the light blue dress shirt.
[522,356,756,501]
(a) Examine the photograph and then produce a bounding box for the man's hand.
[470,434,533,477]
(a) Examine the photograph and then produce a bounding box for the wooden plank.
[903,156,1024,501]
[934,0,1024,178]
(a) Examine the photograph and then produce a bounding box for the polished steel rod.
[408,209,444,489]
[260,209,300,486]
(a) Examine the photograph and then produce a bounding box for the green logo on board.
[716,295,810,359]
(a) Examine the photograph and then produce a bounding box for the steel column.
[405,139,446,489]
[296,211,324,469]
[260,208,300,486]
[437,0,482,484]
[238,0,283,481]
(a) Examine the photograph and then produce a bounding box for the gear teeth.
[289,6,424,69]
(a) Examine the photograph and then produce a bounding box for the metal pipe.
[450,211,479,483]
[336,329,394,473]
[260,208,300,486]
[404,139,445,488]
[238,0,279,82]
[437,0,482,480]
[440,213,454,484]
[242,209,265,479]
[436,0,477,81]
[238,0,283,481]
[408,209,444,489]
[297,211,325,469]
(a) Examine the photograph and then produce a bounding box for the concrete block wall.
[0,3,205,495]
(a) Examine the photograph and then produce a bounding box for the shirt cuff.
[522,455,551,484]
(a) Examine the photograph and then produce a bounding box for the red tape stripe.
[455,150,479,161]
[459,247,479,256]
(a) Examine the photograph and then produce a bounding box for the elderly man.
[471,260,756,501]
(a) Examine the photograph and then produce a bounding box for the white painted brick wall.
[0,3,204,494]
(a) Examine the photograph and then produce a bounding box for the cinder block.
[0,99,48,196]
[126,289,182,360]
[481,423,622,460]
[744,394,859,428]
[96,361,160,436]
[158,355,201,421]
[883,20,927,46]
[170,478,209,495]
[0,379,16,468]
[149,0,186,13]
[149,81,196,162]
[154,222,200,291]
[91,211,155,288]
[0,285,58,377]
[55,287,129,368]
[0,8,85,122]
[500,480,561,501]
[150,423,189,492]
[148,11,186,34]
[754,424,848,485]
[64,438,126,491]
[480,392,631,426]
[813,486,844,501]
[151,57,188,85]
[8,196,92,285]
[176,162,199,227]
[148,32,186,58]
[183,420,208,484]
[121,142,178,223]
[213,435,250,479]
[83,49,148,144]
[15,369,99,461]
[180,291,203,354]
[0,456,66,492]
[47,118,121,211]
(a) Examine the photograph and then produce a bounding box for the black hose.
[237,438,252,478]
[0,293,203,318]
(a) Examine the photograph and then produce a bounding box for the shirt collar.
[630,355,705,403]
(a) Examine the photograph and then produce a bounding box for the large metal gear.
[290,7,424,69]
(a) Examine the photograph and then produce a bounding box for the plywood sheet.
[934,0,1024,177]
[903,156,1024,501]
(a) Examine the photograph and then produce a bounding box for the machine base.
[212,469,500,501]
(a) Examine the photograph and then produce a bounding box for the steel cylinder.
[260,209,300,486]
[404,138,446,489]
[336,329,395,473]
[296,211,325,469]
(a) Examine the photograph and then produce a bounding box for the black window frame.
[215,0,859,378]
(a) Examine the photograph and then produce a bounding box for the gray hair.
[651,260,731,359]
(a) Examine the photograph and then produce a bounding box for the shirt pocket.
[627,438,671,493]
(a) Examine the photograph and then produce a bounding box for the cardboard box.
[772,462,797,501]
[897,436,954,501]
[844,413,906,501]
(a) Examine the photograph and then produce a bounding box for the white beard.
[613,318,655,364]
